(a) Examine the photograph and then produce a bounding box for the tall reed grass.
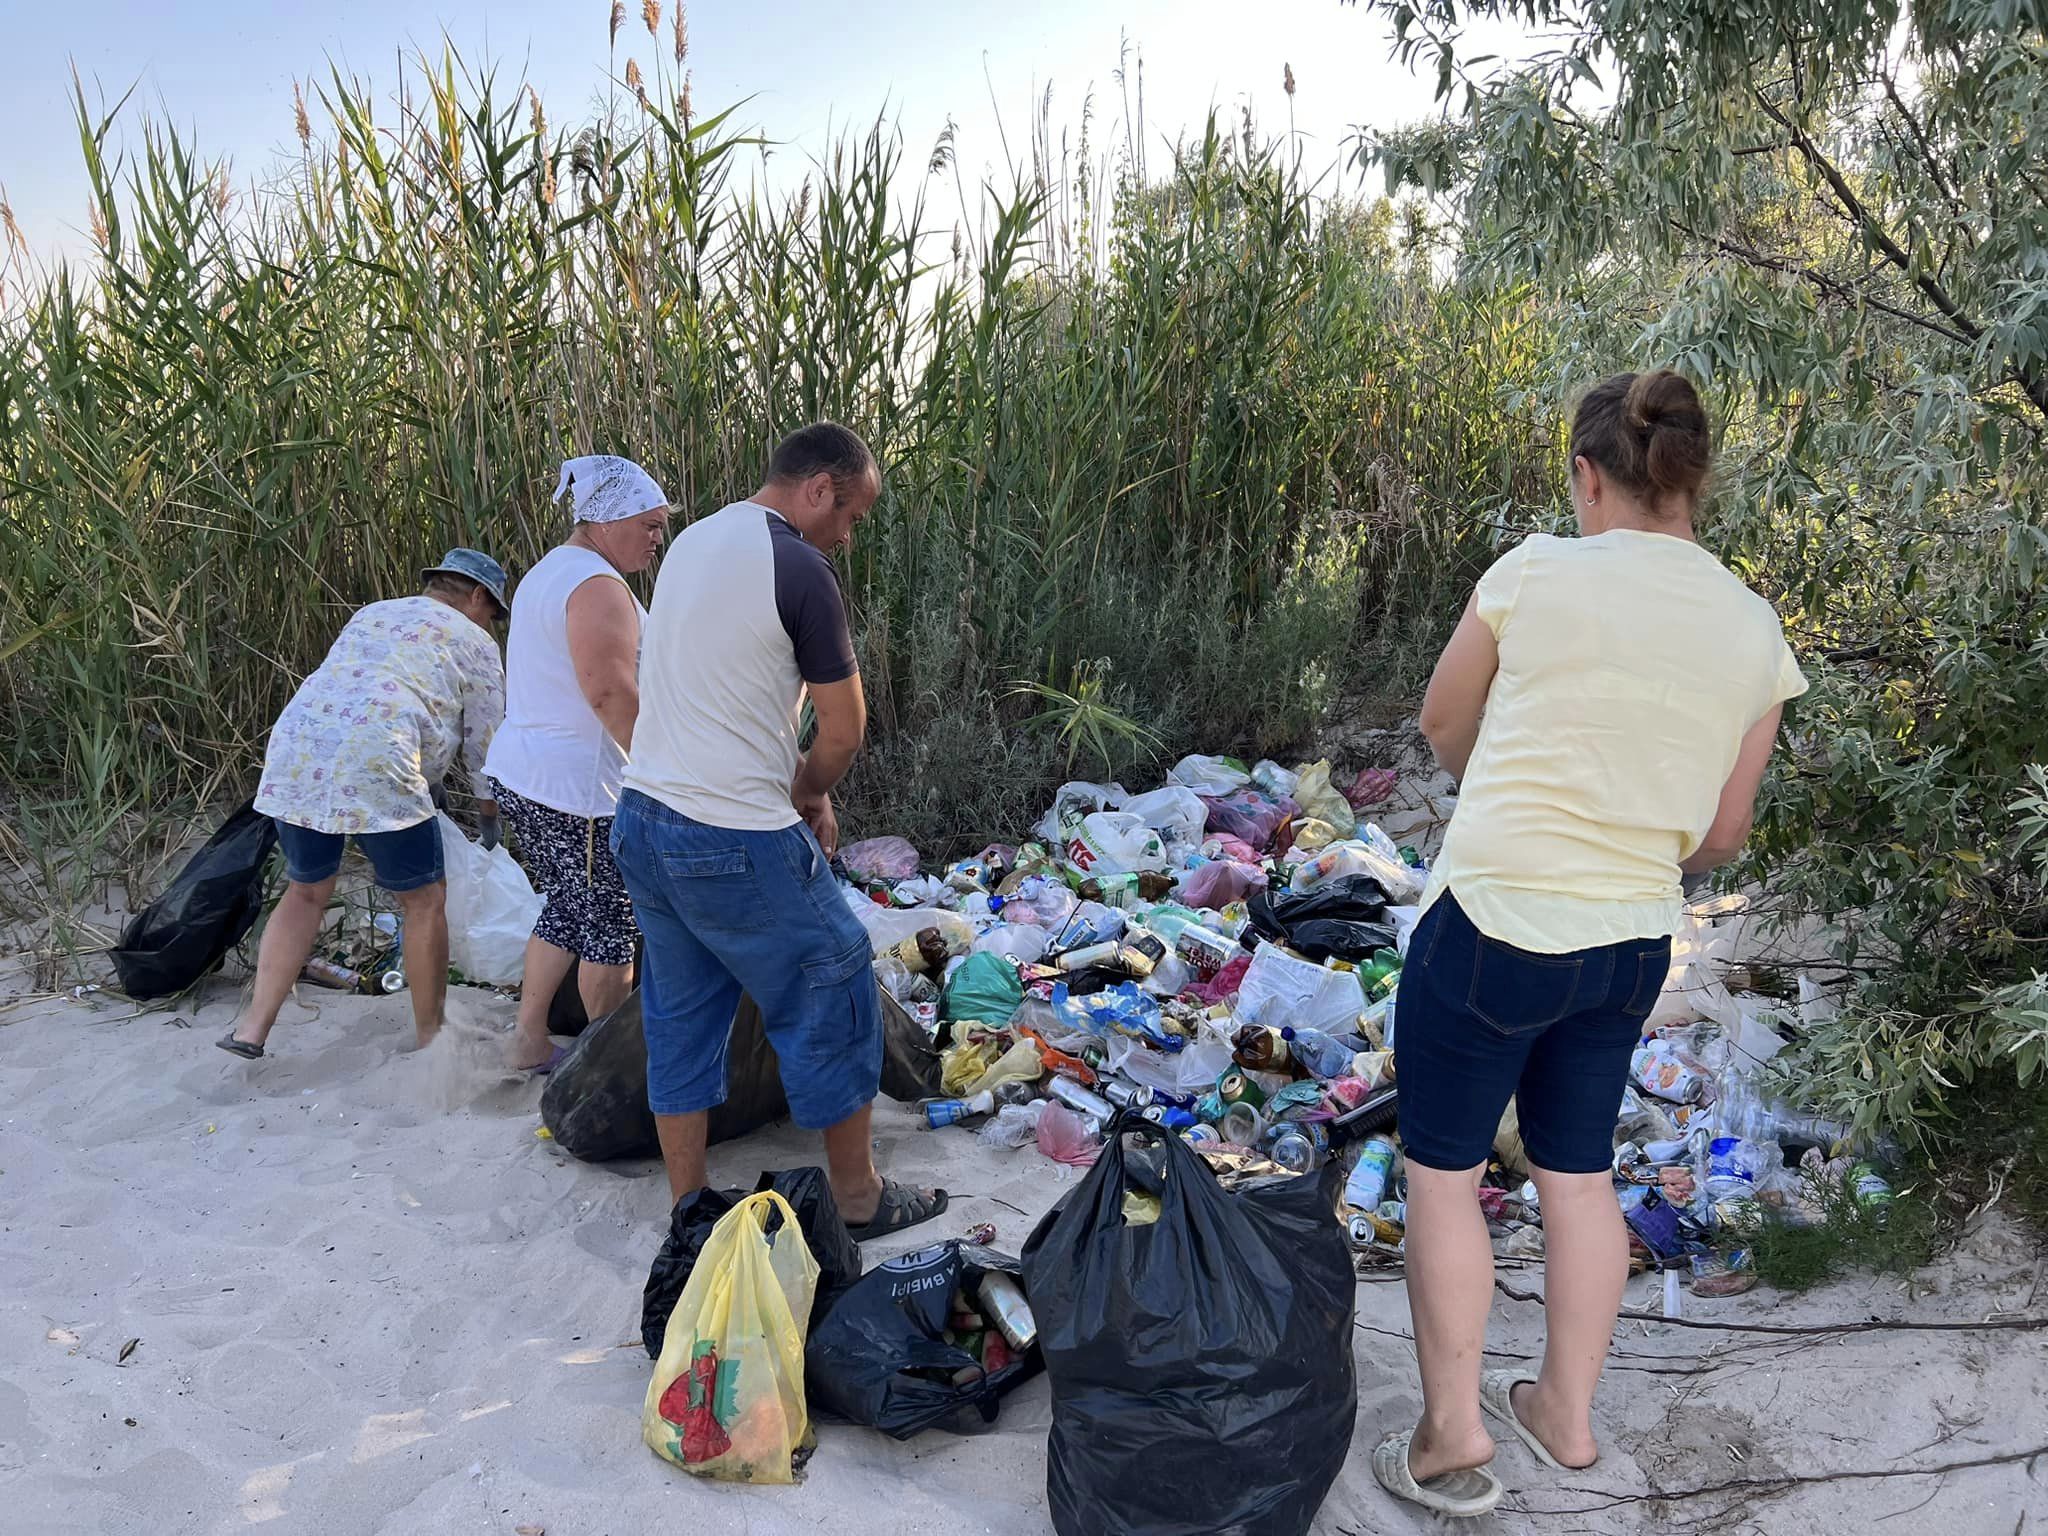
[0,15,1558,893]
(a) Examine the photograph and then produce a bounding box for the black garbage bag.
[540,990,788,1161]
[1020,1115,1357,1536]
[806,1240,1043,1439]
[541,984,943,1163]
[110,800,278,1000]
[642,1166,863,1356]
[1246,872,1396,963]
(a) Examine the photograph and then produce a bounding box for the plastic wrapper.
[978,1100,1048,1149]
[1103,1015,1234,1094]
[1063,810,1169,877]
[996,873,1078,931]
[1036,1101,1104,1166]
[941,951,1025,1027]
[1021,1119,1356,1536]
[1034,780,1128,848]
[844,896,975,957]
[1249,760,1301,799]
[971,922,1051,965]
[1167,754,1252,797]
[1179,859,1267,910]
[1345,766,1399,811]
[940,1033,1043,1097]
[1288,827,1422,904]
[1188,951,1252,1005]
[1632,1037,1712,1104]
[1234,943,1366,1037]
[839,836,922,880]
[1119,785,1208,847]
[1198,788,1296,851]
[1289,759,1357,839]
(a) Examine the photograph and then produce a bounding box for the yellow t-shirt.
[1420,529,1807,954]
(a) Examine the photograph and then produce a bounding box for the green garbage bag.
[941,951,1024,1027]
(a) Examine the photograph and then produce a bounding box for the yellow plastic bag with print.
[1291,760,1358,840]
[642,1190,819,1484]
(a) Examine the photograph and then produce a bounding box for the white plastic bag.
[1167,754,1252,797]
[843,892,975,956]
[1103,1014,1234,1094]
[1250,760,1300,800]
[1065,811,1169,876]
[437,813,542,986]
[1234,942,1367,1038]
[1119,786,1209,848]
[1034,780,1127,848]
[972,922,1051,965]
[1288,826,1423,904]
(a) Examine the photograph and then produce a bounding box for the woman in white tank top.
[486,456,672,1070]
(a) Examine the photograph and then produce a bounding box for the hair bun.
[1570,369,1714,508]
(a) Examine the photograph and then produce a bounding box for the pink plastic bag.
[1179,859,1268,910]
[1198,790,1297,852]
[1188,952,1252,1005]
[1204,832,1261,864]
[840,836,921,880]
[1346,767,1399,812]
[1036,1101,1102,1166]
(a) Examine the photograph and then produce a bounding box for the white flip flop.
[1480,1368,1574,1471]
[1373,1429,1503,1518]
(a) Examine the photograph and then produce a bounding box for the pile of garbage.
[835,751,1886,1306]
[840,754,1419,1179]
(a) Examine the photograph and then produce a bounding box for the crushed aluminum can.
[962,1221,998,1246]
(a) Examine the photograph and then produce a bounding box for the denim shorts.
[609,789,881,1130]
[1396,891,1672,1174]
[274,817,444,893]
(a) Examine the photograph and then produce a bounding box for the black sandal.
[846,1179,949,1242]
[215,1033,264,1060]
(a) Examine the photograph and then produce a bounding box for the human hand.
[477,800,503,851]
[796,791,838,859]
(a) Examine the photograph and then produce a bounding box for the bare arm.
[1681,704,1784,875]
[565,577,641,754]
[1418,592,1500,783]
[792,673,866,856]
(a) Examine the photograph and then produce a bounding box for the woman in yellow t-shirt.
[1372,371,1806,1519]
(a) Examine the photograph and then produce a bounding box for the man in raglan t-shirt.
[611,422,948,1239]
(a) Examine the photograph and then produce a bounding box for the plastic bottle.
[1279,1026,1358,1081]
[1232,1023,1291,1072]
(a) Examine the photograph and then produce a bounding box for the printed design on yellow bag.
[654,1339,740,1466]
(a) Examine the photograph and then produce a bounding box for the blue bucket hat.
[420,548,510,613]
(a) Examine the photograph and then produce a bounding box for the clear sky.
[0,0,1481,266]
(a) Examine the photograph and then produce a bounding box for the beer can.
[1140,1104,1167,1124]
[975,1271,1039,1351]
[1056,940,1122,973]
[1100,1079,1154,1111]
[1346,1213,1377,1248]
[377,970,406,995]
[1047,1075,1115,1123]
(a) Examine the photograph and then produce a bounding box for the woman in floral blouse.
[219,549,509,1058]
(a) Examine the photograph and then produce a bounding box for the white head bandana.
[552,455,669,524]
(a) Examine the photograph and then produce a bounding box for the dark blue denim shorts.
[274,817,444,893]
[609,789,882,1131]
[1396,891,1671,1174]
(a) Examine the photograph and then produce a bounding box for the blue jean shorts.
[275,817,444,893]
[1396,891,1672,1174]
[609,789,882,1130]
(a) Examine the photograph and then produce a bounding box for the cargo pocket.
[1468,937,1581,1039]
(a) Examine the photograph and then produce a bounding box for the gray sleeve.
[771,524,858,685]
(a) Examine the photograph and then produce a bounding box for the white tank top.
[484,544,647,818]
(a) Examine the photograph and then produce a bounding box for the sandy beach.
[3,977,2044,1536]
